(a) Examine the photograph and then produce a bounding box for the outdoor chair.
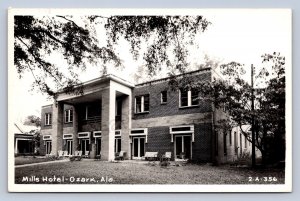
[70,151,82,161]
[46,151,56,160]
[115,151,125,161]
[63,151,69,157]
[144,152,158,161]
[161,152,172,162]
[57,150,64,160]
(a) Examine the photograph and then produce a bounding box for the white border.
[8,8,292,193]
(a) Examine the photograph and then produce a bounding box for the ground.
[15,156,54,165]
[15,158,285,184]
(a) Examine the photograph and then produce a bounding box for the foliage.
[23,115,41,127]
[23,115,41,154]
[14,15,210,98]
[191,52,286,164]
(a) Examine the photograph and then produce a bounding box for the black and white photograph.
[8,8,292,192]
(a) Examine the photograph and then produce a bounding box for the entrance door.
[132,137,145,159]
[175,135,192,160]
[81,139,89,155]
[46,141,52,154]
[96,138,101,156]
[66,140,73,155]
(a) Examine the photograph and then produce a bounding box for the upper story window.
[65,109,73,123]
[135,94,149,113]
[161,91,167,104]
[179,88,199,107]
[45,113,52,126]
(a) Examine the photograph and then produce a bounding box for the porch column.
[52,101,64,156]
[101,86,116,161]
[15,138,18,154]
[72,105,79,155]
[121,95,132,159]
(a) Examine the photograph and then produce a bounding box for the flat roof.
[136,67,211,87]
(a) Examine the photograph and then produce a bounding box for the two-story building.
[40,68,256,163]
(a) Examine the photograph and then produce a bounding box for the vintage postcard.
[8,8,292,192]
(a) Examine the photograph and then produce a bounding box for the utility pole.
[251,64,256,168]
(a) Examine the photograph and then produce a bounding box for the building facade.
[40,69,257,163]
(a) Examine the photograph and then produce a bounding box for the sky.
[9,9,291,125]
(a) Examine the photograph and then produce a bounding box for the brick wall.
[192,123,213,162]
[133,71,212,120]
[146,126,173,158]
[144,123,213,162]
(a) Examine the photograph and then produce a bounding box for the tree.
[23,115,41,127]
[23,115,41,155]
[14,15,210,98]
[187,52,286,166]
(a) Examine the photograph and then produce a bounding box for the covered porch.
[51,75,133,161]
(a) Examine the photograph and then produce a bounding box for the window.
[161,91,167,104]
[229,130,232,146]
[45,113,52,126]
[115,138,121,153]
[244,135,247,148]
[65,109,73,123]
[179,89,199,107]
[135,94,149,113]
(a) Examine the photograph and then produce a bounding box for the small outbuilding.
[14,123,35,155]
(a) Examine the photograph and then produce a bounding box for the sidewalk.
[15,159,69,168]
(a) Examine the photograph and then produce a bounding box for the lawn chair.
[46,151,56,160]
[57,150,64,160]
[161,152,172,162]
[70,151,82,161]
[63,151,69,157]
[115,151,125,161]
[83,151,90,158]
[144,152,158,161]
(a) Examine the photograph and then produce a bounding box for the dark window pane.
[131,129,145,134]
[140,138,145,157]
[144,95,149,111]
[133,138,139,157]
[180,89,188,107]
[161,91,167,103]
[70,110,73,122]
[172,127,191,132]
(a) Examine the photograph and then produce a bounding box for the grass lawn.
[15,156,55,166]
[15,160,285,184]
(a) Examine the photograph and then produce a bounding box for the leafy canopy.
[14,15,210,98]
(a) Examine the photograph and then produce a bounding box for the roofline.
[56,74,135,95]
[136,67,211,87]
[42,104,53,108]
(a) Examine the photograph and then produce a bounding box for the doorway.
[81,139,89,155]
[66,140,73,155]
[46,141,52,154]
[174,135,192,160]
[132,137,145,159]
[96,138,101,156]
